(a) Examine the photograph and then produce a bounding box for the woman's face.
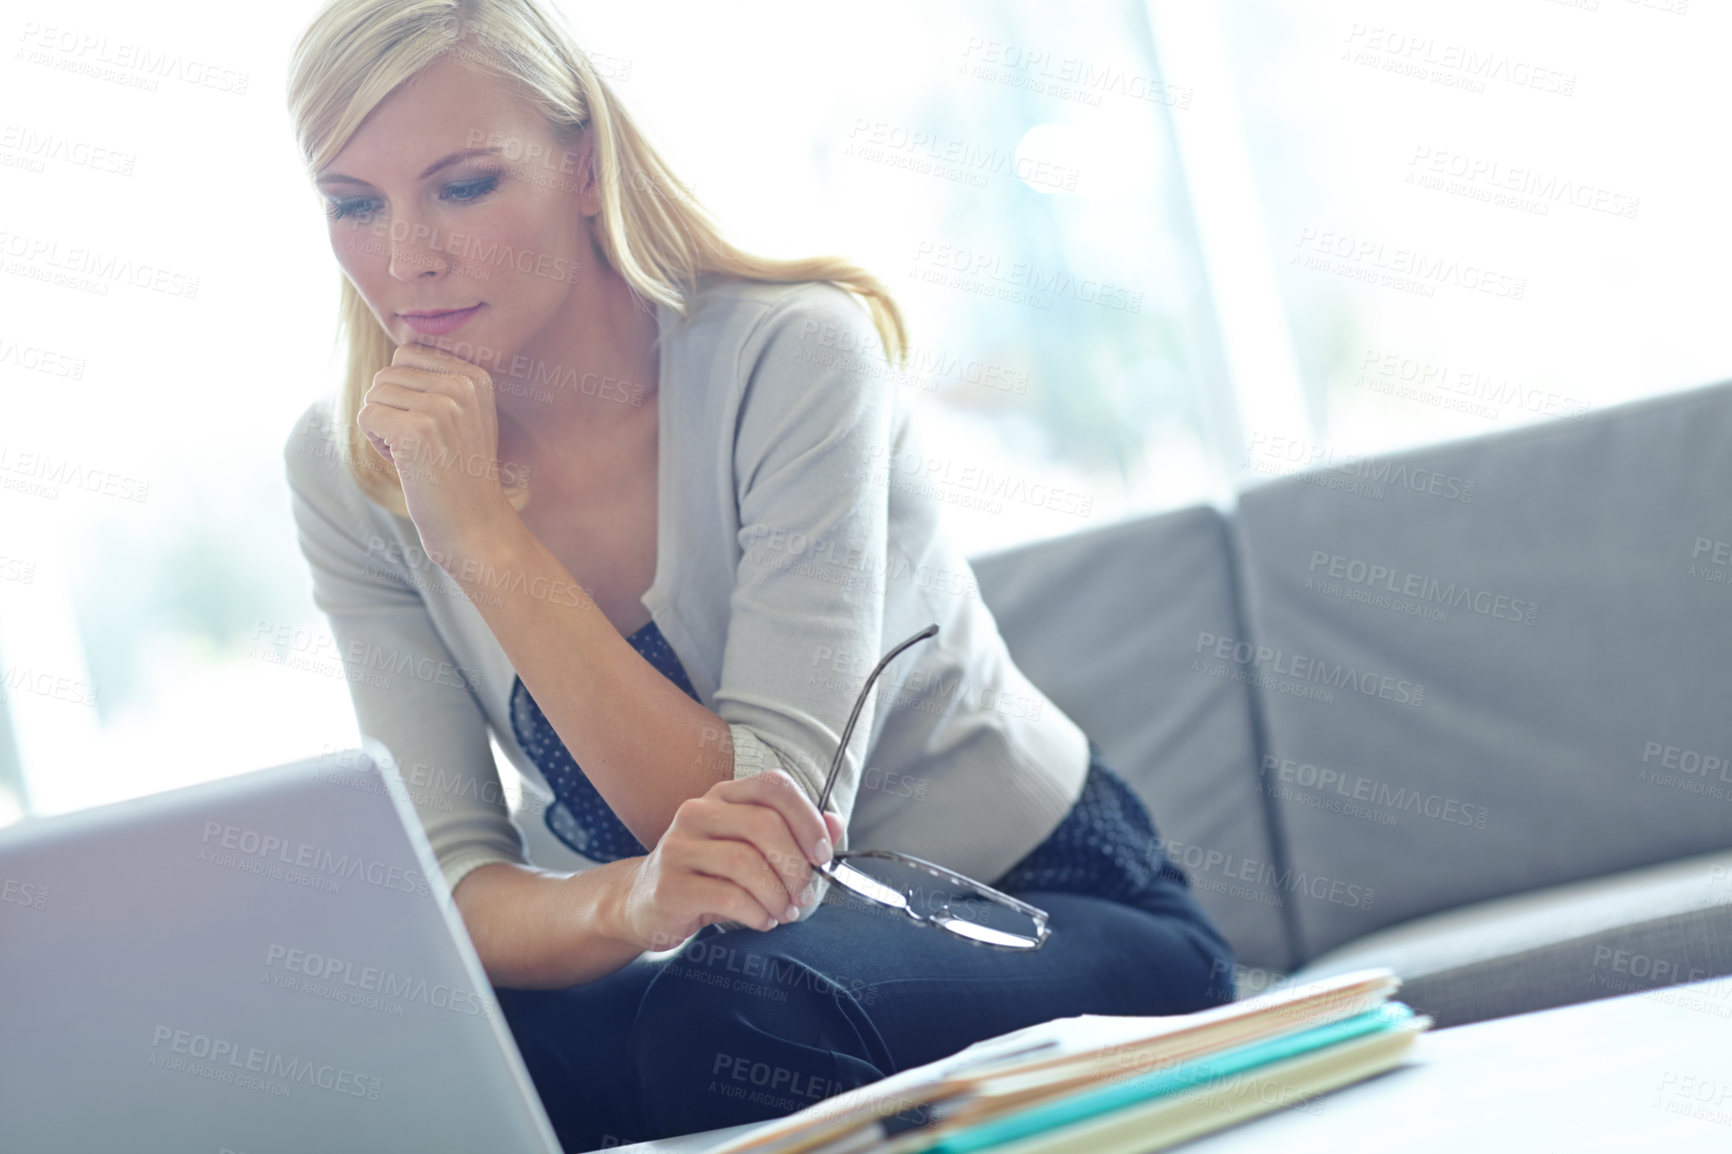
[314,53,596,365]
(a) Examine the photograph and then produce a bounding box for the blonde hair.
[286,0,909,517]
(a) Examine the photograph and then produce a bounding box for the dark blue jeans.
[493,743,1235,1151]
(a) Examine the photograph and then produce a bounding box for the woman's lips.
[399,303,483,335]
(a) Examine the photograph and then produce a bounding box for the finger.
[357,402,421,461]
[714,769,831,866]
[672,875,784,937]
[358,392,450,458]
[711,816,811,919]
[679,837,800,925]
[362,382,464,462]
[371,364,480,407]
[358,421,395,463]
[689,797,816,911]
[390,342,495,388]
[699,877,785,935]
[362,379,446,412]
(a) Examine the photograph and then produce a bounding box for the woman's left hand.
[357,341,523,563]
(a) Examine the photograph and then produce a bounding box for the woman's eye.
[323,171,498,224]
[325,197,377,222]
[442,172,499,204]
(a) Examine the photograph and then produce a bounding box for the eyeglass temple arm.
[815,623,938,816]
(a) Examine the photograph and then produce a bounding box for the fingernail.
[814,837,832,865]
[783,903,800,922]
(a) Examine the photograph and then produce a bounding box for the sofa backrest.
[1231,379,1732,961]
[971,505,1296,971]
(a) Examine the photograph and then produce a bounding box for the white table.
[593,975,1732,1153]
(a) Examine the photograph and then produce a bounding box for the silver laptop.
[0,740,563,1154]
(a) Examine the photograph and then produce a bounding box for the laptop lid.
[0,740,562,1154]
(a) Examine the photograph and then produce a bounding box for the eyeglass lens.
[825,855,1042,946]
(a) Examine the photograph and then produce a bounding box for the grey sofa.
[964,378,1732,1029]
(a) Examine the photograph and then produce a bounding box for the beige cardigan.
[283,274,1088,898]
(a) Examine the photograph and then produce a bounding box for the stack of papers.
[706,968,1429,1154]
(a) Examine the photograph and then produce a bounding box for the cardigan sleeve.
[714,284,896,842]
[281,403,530,898]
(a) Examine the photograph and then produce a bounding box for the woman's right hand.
[608,768,845,954]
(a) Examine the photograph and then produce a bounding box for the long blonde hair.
[286,0,909,517]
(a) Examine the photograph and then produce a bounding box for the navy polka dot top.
[509,620,1196,910]
[509,619,697,862]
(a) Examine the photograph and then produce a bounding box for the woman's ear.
[560,124,601,216]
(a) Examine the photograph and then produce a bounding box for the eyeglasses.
[809,623,1051,951]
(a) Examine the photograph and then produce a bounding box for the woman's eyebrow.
[316,145,505,188]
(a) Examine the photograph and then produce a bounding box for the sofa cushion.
[971,505,1293,971]
[1231,379,1732,961]
[1287,847,1732,1028]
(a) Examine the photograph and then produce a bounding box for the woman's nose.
[386,215,448,282]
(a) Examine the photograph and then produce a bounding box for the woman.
[283,0,1236,1148]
